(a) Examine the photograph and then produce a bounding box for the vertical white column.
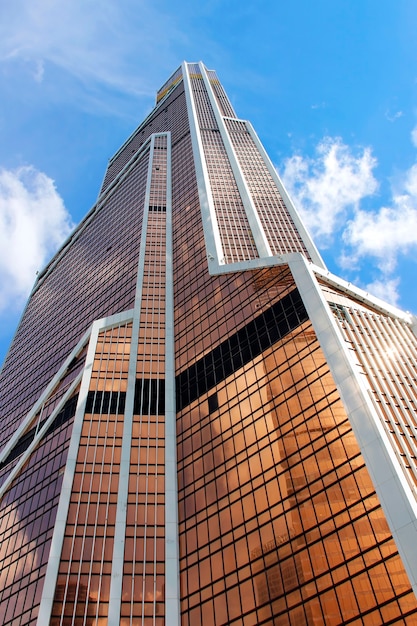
[182,61,225,267]
[199,62,272,259]
[288,252,417,597]
[36,322,99,625]
[37,311,134,625]
[245,122,325,268]
[107,139,155,623]
[164,132,181,624]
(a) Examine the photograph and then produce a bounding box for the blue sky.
[1,0,417,366]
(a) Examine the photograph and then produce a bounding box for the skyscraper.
[1,60,417,624]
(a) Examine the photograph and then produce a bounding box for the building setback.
[1,61,417,625]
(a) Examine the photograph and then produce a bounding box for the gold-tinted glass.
[50,323,132,625]
[177,320,417,625]
[121,135,167,625]
[328,297,417,494]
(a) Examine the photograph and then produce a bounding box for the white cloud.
[343,164,417,273]
[282,135,417,309]
[282,137,378,242]
[0,0,183,101]
[364,277,401,306]
[385,110,403,122]
[0,166,73,312]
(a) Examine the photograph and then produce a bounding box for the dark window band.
[176,288,308,411]
[0,394,79,470]
[2,376,166,468]
[86,378,165,416]
[2,290,305,467]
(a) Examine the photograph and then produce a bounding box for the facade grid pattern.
[0,416,74,625]
[102,82,188,195]
[187,63,201,77]
[177,313,417,625]
[330,303,417,495]
[190,75,258,263]
[0,151,150,450]
[121,134,168,624]
[156,66,183,104]
[1,62,417,626]
[50,322,133,625]
[0,354,84,492]
[225,118,310,259]
[206,69,236,118]
[0,344,90,625]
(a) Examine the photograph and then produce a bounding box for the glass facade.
[51,322,132,625]
[1,62,417,625]
[177,312,417,624]
[325,289,417,499]
[225,118,310,259]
